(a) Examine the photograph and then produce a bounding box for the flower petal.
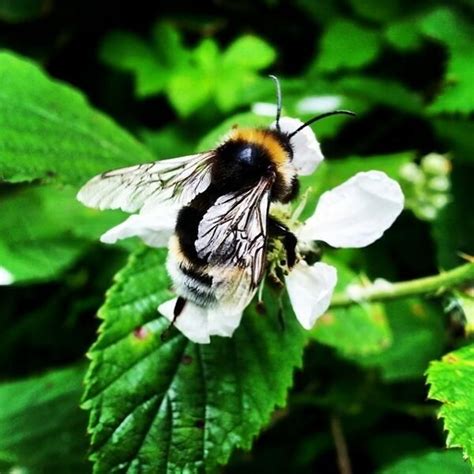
[285,261,337,329]
[100,203,177,248]
[158,298,211,344]
[0,266,14,285]
[296,95,342,114]
[272,117,324,176]
[207,305,243,338]
[300,171,404,247]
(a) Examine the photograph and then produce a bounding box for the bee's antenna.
[269,75,282,132]
[288,110,356,138]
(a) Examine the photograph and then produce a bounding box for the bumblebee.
[77,77,353,325]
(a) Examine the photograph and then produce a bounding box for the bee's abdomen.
[174,189,218,265]
[168,189,221,306]
[167,235,216,306]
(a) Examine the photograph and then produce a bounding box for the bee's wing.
[77,153,214,213]
[195,176,273,312]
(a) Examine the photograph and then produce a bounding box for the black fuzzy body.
[170,128,298,307]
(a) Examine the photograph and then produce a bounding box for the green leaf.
[385,18,424,51]
[311,259,392,356]
[347,0,401,23]
[432,118,474,164]
[419,8,474,115]
[429,49,474,115]
[335,76,423,114]
[378,449,470,474]
[0,0,47,23]
[167,67,214,117]
[427,344,474,464]
[316,19,382,72]
[368,433,431,467]
[0,185,124,283]
[353,299,445,381]
[99,31,168,97]
[139,125,196,160]
[0,365,89,472]
[0,51,155,185]
[295,0,343,23]
[83,247,305,472]
[193,38,220,71]
[222,35,276,70]
[151,22,189,70]
[99,22,191,99]
[419,7,472,49]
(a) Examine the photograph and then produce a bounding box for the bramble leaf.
[99,31,168,97]
[222,35,276,70]
[420,8,474,115]
[0,365,89,472]
[0,51,155,185]
[316,19,382,72]
[83,247,305,472]
[378,449,470,474]
[347,0,401,23]
[385,17,424,51]
[310,259,392,356]
[427,343,474,464]
[0,186,124,283]
[353,299,445,381]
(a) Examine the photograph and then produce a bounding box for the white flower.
[285,261,337,329]
[274,117,324,175]
[0,266,14,285]
[158,298,243,344]
[252,102,278,117]
[285,169,404,330]
[98,117,404,343]
[100,202,177,247]
[296,95,343,114]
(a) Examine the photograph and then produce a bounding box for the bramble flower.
[97,117,404,343]
[0,266,14,285]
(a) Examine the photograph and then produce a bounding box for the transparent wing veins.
[195,176,273,310]
[77,153,214,213]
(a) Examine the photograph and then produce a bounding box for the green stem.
[330,262,474,308]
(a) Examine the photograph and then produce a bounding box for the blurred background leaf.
[0,0,49,23]
[0,365,89,472]
[378,449,470,474]
[0,185,124,283]
[0,52,155,185]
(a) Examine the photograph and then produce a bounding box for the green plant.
[0,1,473,472]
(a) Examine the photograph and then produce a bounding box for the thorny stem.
[330,262,474,308]
[330,416,352,474]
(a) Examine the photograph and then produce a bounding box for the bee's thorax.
[212,127,297,202]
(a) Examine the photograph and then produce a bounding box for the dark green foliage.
[0,365,89,472]
[83,248,305,472]
[0,1,473,473]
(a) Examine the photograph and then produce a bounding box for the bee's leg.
[174,296,186,319]
[161,297,186,341]
[268,217,297,268]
